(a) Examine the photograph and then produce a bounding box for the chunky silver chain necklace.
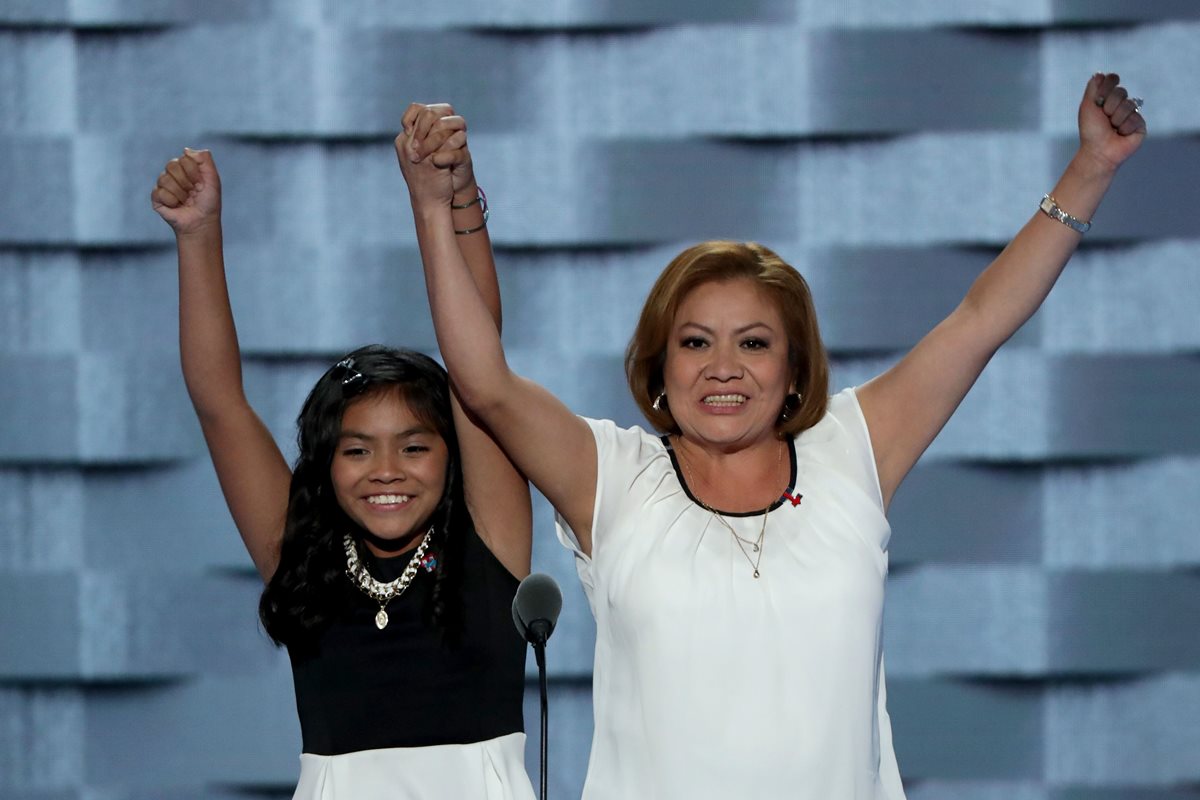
[344,526,434,630]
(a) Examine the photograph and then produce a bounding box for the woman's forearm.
[413,201,514,413]
[959,149,1119,347]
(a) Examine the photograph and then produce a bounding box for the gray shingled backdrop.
[1,2,1198,798]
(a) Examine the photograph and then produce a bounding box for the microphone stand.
[530,620,552,800]
[513,574,560,800]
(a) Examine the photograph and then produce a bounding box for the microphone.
[512,573,562,800]
[512,572,563,647]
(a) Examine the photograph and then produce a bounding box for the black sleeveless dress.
[287,526,533,799]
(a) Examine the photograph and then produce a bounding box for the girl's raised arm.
[152,150,291,579]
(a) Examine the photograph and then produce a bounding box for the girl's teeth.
[368,494,409,505]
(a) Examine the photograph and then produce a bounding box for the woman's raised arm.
[857,73,1146,509]
[152,150,291,579]
[400,104,534,575]
[396,111,600,556]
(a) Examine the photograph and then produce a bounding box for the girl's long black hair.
[259,345,468,649]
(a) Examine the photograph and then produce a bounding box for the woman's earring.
[780,392,802,421]
[652,392,667,412]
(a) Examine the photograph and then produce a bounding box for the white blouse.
[556,388,905,800]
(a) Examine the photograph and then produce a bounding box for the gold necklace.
[678,441,785,579]
[344,526,434,630]
[716,503,768,578]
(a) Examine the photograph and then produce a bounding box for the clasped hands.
[396,102,477,210]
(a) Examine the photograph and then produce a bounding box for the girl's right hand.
[151,148,221,235]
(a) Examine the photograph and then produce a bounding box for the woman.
[401,74,1145,798]
[151,106,536,799]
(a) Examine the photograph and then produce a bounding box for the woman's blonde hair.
[625,240,829,438]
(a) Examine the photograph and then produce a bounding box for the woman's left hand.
[1078,72,1147,172]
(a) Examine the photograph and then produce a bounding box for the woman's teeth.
[703,394,746,406]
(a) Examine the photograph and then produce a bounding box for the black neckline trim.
[662,434,798,517]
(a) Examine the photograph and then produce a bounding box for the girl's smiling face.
[330,388,449,556]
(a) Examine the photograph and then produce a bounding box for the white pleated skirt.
[293,732,536,800]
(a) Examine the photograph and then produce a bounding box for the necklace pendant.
[752,569,760,579]
[752,544,760,552]
[375,608,389,630]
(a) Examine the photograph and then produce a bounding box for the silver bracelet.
[451,191,481,210]
[453,186,489,235]
[454,214,488,236]
[1039,194,1091,234]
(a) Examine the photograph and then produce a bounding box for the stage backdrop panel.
[1,4,1198,799]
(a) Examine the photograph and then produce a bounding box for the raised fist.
[151,148,221,235]
[1078,72,1146,172]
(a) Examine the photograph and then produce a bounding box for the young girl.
[151,107,536,799]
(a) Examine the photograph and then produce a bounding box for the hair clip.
[333,357,366,390]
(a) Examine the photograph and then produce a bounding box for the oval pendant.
[753,569,760,579]
[752,544,760,552]
[375,608,389,630]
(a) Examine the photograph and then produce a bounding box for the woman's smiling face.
[662,278,793,453]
